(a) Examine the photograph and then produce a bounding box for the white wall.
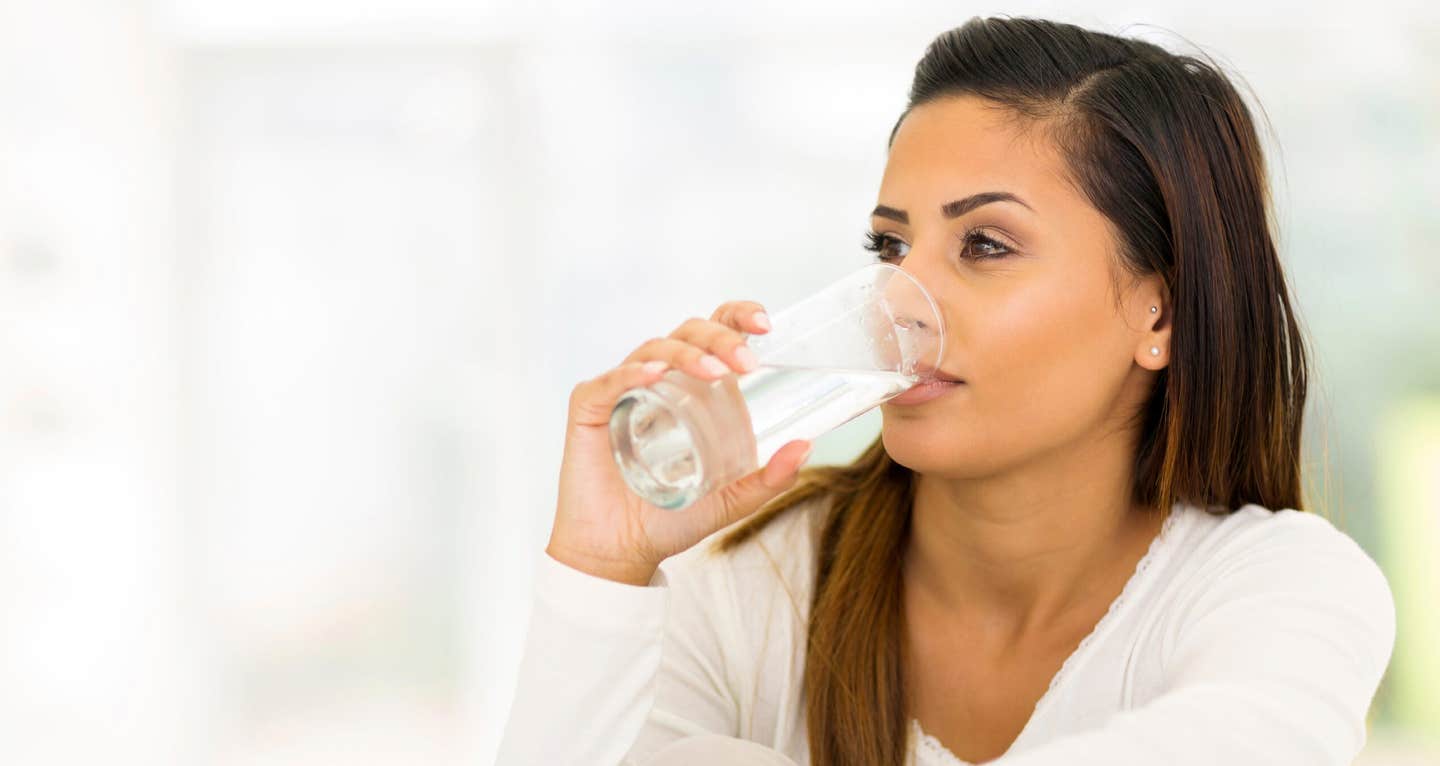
[0,0,190,762]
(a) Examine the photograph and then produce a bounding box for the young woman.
[497,16,1396,766]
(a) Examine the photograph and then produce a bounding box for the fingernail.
[735,345,759,372]
[642,360,668,375]
[799,443,814,463]
[699,354,729,376]
[754,312,771,331]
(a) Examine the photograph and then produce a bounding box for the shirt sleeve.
[493,547,744,766]
[985,512,1398,766]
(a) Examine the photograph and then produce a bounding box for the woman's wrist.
[544,540,659,587]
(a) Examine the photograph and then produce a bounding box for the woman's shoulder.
[1161,501,1396,655]
[1172,501,1385,577]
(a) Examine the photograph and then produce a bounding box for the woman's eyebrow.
[871,191,1035,224]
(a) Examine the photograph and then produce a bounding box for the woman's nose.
[878,263,947,368]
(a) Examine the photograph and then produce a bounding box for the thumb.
[711,440,814,528]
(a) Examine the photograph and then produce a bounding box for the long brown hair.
[713,16,1310,765]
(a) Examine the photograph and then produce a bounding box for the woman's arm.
[494,547,744,765]
[987,514,1397,766]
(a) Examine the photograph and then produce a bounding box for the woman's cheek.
[980,288,1103,432]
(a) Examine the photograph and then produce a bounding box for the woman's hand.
[546,301,814,586]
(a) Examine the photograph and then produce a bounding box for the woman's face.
[875,94,1166,479]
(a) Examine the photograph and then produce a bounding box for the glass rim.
[868,261,947,373]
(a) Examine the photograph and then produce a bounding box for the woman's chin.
[880,431,970,475]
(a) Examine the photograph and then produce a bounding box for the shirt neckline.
[908,501,1188,765]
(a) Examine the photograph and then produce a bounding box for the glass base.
[609,385,707,510]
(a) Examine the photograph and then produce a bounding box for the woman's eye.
[863,231,909,263]
[963,233,1012,260]
[862,228,1014,264]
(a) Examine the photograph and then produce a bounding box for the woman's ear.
[1134,279,1171,371]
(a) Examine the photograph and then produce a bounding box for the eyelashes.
[862,227,1015,263]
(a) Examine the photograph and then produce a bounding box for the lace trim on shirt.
[1032,502,1181,704]
[907,503,1184,766]
[911,718,975,765]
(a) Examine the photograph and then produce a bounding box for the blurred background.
[0,1,1435,764]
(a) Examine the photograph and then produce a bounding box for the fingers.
[622,318,760,377]
[711,301,772,334]
[670,317,759,375]
[569,359,671,428]
[599,302,771,427]
[710,439,814,529]
[622,337,742,380]
[761,439,814,489]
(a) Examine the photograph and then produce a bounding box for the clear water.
[736,364,916,465]
[610,363,916,509]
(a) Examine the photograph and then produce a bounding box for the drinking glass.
[608,262,945,510]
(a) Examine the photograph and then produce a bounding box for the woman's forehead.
[880,95,1070,216]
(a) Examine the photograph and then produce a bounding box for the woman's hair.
[712,15,1309,765]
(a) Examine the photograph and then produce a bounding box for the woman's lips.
[888,378,963,406]
[912,361,964,383]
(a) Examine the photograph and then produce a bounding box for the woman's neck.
[902,435,1166,646]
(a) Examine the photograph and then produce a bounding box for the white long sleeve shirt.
[495,497,1396,766]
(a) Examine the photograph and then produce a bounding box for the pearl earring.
[1149,306,1158,314]
[1149,346,1161,357]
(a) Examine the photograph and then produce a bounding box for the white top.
[495,498,1396,766]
